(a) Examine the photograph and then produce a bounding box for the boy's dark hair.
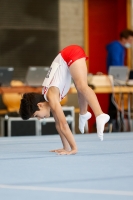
[19,93,45,120]
[120,29,133,39]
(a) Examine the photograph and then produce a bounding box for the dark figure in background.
[106,29,133,131]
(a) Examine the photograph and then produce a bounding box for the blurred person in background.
[106,29,133,71]
[106,29,133,131]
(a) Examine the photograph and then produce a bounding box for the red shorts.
[60,45,88,67]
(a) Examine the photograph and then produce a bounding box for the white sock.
[79,112,92,134]
[96,113,110,141]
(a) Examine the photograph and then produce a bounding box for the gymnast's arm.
[47,87,77,155]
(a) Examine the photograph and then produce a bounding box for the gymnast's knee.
[76,82,88,93]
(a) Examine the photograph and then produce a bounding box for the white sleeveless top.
[42,53,72,102]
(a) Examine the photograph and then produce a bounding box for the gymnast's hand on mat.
[50,148,77,155]
[50,148,67,153]
[57,149,77,155]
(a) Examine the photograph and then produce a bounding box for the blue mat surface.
[0,132,133,200]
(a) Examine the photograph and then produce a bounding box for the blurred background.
[0,0,133,136]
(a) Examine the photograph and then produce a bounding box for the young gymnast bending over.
[19,45,110,155]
